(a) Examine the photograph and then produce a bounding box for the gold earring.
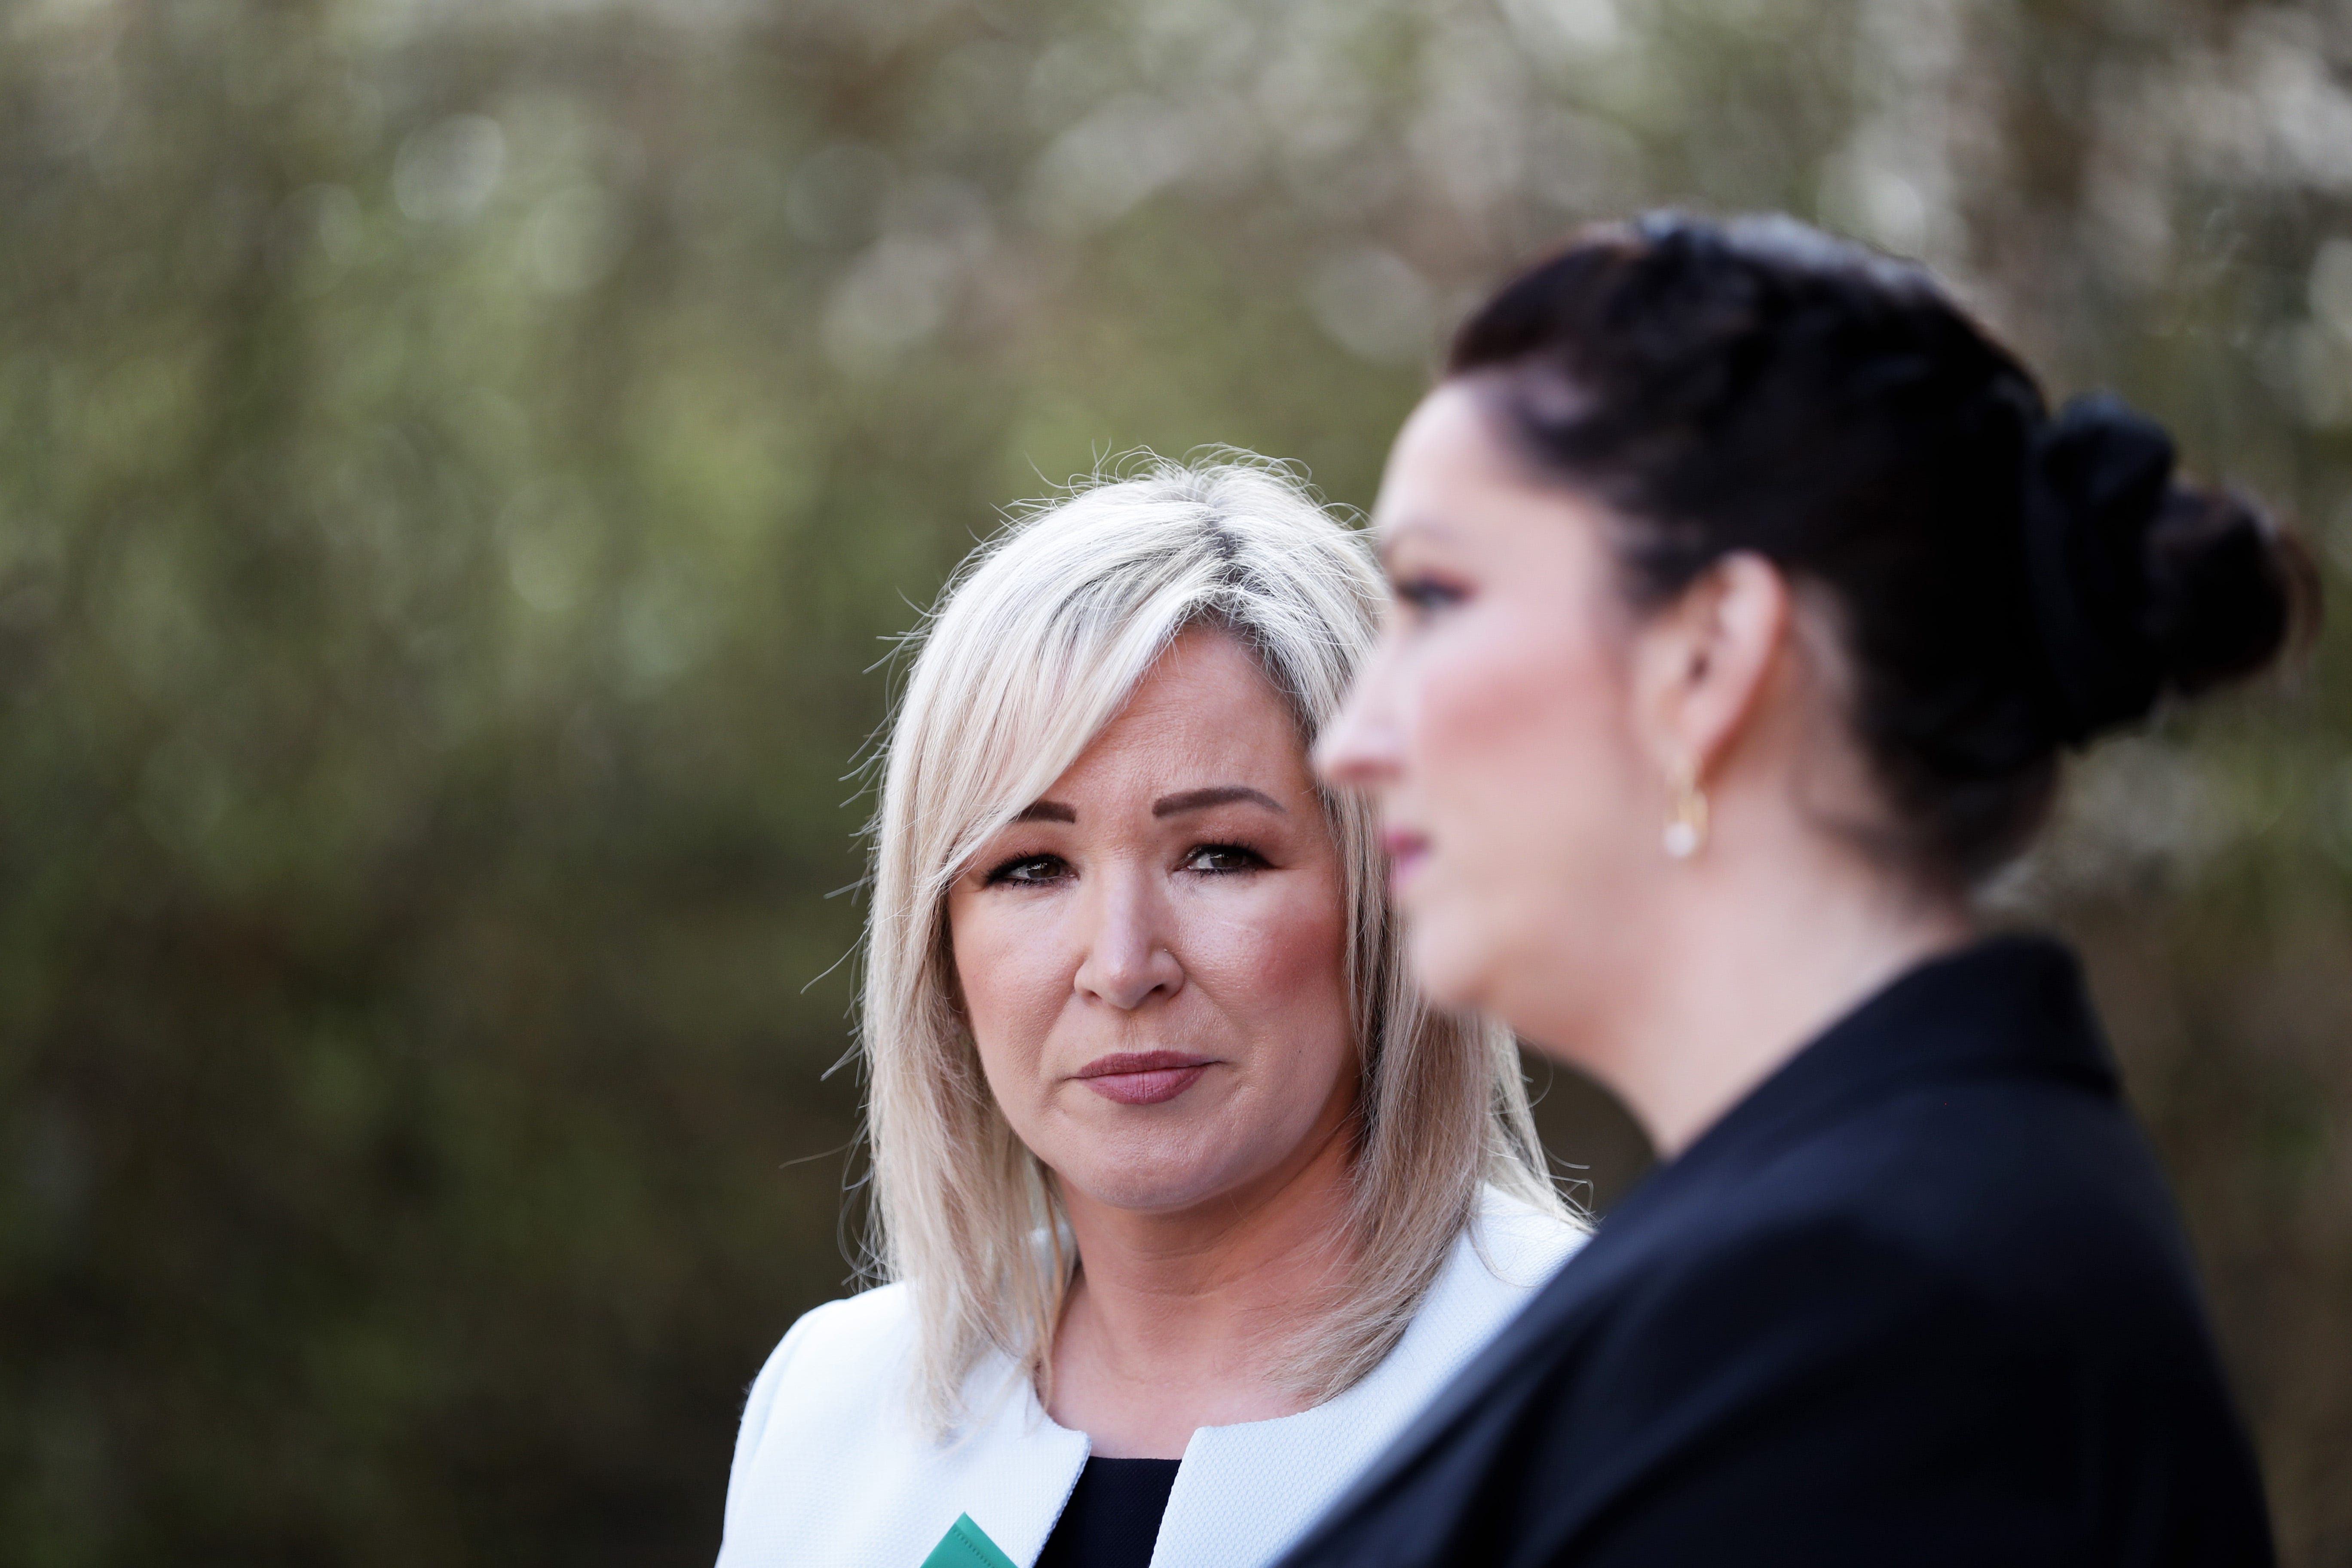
[1663,763,1709,860]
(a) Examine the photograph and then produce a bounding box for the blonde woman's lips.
[1074,1050,1213,1105]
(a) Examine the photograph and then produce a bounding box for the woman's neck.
[1544,836,1974,1162]
[1045,1102,1359,1459]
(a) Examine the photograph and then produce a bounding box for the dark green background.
[2,0,2347,1562]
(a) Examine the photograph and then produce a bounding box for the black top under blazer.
[1278,936,2272,1568]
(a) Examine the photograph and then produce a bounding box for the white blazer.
[715,1188,1584,1568]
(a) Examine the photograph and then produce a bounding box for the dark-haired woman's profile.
[1289,213,2312,1566]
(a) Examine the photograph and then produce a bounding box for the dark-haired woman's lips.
[1384,830,1431,887]
[1074,1051,1214,1105]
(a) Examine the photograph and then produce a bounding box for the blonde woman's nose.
[1072,874,1185,1010]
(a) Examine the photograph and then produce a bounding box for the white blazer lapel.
[939,1369,1091,1567]
[1147,1193,1583,1568]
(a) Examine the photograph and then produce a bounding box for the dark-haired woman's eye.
[985,853,1069,887]
[1393,574,1469,616]
[1182,843,1268,875]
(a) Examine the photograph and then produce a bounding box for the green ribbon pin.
[921,1513,1019,1568]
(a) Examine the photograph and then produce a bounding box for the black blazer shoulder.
[1280,937,2272,1568]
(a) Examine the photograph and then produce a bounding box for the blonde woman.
[714,459,1583,1568]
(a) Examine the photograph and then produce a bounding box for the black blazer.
[1279,937,2271,1567]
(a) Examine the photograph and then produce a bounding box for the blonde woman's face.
[947,627,1357,1216]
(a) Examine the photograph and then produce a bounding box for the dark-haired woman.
[1293,213,2309,1567]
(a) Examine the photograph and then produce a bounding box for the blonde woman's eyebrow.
[1153,785,1285,818]
[1014,800,1077,823]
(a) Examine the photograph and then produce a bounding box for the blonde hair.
[859,454,1565,1435]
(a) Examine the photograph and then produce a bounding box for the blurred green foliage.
[0,0,2346,1563]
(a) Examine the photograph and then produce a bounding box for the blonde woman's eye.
[985,854,1067,886]
[1184,844,1267,874]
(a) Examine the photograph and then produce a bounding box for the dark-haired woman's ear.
[1630,551,1792,859]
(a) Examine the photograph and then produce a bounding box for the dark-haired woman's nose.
[1315,646,1405,792]
[1072,872,1185,1010]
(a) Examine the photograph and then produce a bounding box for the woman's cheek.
[1185,879,1349,1029]
[1415,625,1523,833]
[952,906,1057,1087]
[1410,614,1582,981]
[1182,890,1302,996]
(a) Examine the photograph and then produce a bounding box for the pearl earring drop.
[1663,766,1709,860]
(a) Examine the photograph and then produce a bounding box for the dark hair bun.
[2023,393,2313,745]
[2143,481,2310,698]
